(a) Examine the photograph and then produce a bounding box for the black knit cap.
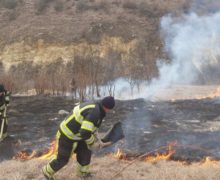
[0,84,5,92]
[101,96,115,109]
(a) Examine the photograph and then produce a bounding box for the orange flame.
[14,150,37,160]
[14,139,220,166]
[37,140,57,160]
[112,148,126,160]
[201,156,220,166]
[14,140,57,160]
[145,143,175,162]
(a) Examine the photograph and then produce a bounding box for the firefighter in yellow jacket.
[0,84,10,142]
[42,96,115,179]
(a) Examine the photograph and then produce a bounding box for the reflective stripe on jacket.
[59,101,106,144]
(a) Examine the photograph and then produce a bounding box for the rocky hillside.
[1,0,219,96]
[0,0,189,69]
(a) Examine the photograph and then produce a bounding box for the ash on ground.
[1,96,220,162]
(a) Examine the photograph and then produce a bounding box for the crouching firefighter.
[0,84,10,142]
[42,96,115,180]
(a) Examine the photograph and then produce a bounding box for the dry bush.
[91,0,108,12]
[0,41,158,97]
[7,62,38,93]
[0,74,15,92]
[35,0,54,14]
[120,0,190,17]
[33,59,71,95]
[122,0,137,10]
[8,11,17,21]
[0,43,157,97]
[0,0,18,9]
[75,0,90,12]
[82,22,105,44]
[75,0,108,13]
[112,0,121,7]
[54,1,64,12]
[72,55,92,101]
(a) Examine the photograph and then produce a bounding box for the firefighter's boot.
[42,165,55,180]
[76,163,92,179]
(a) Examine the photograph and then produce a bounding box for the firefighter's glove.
[88,132,113,151]
[100,140,112,148]
[88,140,112,151]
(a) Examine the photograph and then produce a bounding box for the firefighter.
[42,96,115,180]
[0,84,10,142]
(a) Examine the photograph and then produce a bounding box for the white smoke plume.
[145,12,220,99]
[114,11,220,100]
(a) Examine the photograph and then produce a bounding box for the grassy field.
[0,155,220,180]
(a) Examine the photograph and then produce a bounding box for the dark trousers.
[49,134,92,172]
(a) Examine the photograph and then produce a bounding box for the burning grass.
[14,140,220,166]
[3,91,220,179]
[13,140,57,160]
[3,142,220,179]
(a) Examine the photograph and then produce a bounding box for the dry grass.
[1,155,220,180]
[0,0,189,44]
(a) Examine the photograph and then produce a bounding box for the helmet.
[101,96,115,109]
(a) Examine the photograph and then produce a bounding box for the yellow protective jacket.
[59,101,106,145]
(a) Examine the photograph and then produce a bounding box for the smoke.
[122,109,153,153]
[144,11,220,99]
[113,2,220,157]
[114,12,220,100]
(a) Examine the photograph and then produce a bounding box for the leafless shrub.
[54,1,64,12]
[8,11,17,21]
[122,1,137,10]
[75,0,108,13]
[0,0,18,9]
[35,0,54,14]
[0,74,15,92]
[71,55,90,101]
[34,74,48,95]
[91,0,108,12]
[137,1,153,17]
[82,22,107,44]
[75,0,90,12]
[112,0,121,7]
[6,62,38,93]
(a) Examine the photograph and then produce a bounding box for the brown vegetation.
[0,0,192,98]
[0,156,220,180]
